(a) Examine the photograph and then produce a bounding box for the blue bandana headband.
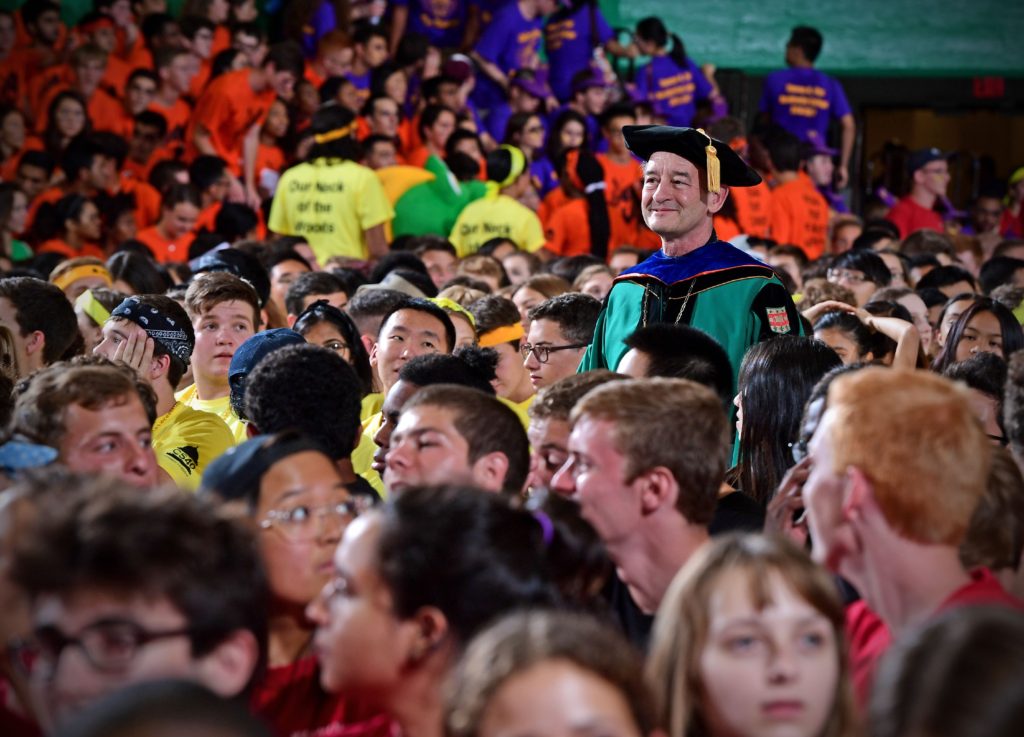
[110,297,193,365]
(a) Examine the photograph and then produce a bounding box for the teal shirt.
[580,240,803,392]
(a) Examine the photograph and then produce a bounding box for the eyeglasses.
[826,268,867,285]
[12,619,196,676]
[259,497,374,542]
[520,343,588,363]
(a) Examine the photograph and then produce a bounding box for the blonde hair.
[826,367,990,545]
[647,534,858,737]
[438,285,488,308]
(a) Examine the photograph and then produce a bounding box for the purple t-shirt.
[393,0,474,49]
[345,71,372,106]
[544,3,613,102]
[759,67,852,145]
[486,102,513,142]
[302,1,336,57]
[532,155,558,196]
[634,55,713,128]
[473,2,543,109]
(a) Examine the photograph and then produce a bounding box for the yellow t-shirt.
[500,394,534,430]
[361,393,384,423]
[449,194,545,257]
[175,384,248,444]
[352,409,386,499]
[153,402,235,491]
[268,158,394,263]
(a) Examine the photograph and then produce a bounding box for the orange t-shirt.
[256,143,285,178]
[189,61,212,100]
[731,180,773,239]
[211,26,231,56]
[136,225,195,263]
[149,97,193,147]
[101,54,132,97]
[185,68,275,176]
[544,197,591,257]
[29,66,72,129]
[539,187,570,227]
[116,179,163,229]
[37,238,106,260]
[713,214,742,242]
[770,172,828,260]
[195,201,221,233]
[0,137,43,181]
[25,186,65,232]
[597,153,645,250]
[0,55,25,109]
[91,94,133,139]
[405,146,431,169]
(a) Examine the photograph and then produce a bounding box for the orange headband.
[313,121,356,145]
[478,322,524,347]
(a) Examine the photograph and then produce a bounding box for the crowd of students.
[0,1,1023,737]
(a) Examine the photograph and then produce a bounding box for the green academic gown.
[580,238,803,392]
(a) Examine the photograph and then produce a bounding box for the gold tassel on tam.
[696,128,720,193]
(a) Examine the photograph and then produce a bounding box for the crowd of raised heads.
[0,3,1023,737]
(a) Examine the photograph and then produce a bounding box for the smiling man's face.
[641,151,722,241]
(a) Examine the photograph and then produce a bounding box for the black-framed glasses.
[826,268,867,285]
[13,619,197,676]
[521,343,588,364]
[259,497,374,542]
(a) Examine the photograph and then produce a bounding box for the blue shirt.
[759,67,852,146]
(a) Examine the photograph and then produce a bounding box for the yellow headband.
[498,145,527,188]
[53,264,112,292]
[485,145,528,199]
[478,322,524,347]
[74,288,111,327]
[313,121,357,145]
[430,297,476,327]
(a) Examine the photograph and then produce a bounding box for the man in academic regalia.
[580,125,802,388]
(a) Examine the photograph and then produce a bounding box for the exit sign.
[973,77,1005,98]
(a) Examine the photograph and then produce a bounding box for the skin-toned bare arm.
[837,113,855,189]
[242,122,262,208]
[389,5,408,54]
[364,223,388,260]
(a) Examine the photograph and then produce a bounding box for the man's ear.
[150,352,171,383]
[471,451,510,494]
[706,184,730,215]
[367,337,379,367]
[23,330,45,358]
[636,466,678,515]
[193,628,261,699]
[843,466,873,521]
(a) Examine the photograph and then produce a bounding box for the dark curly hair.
[243,344,363,461]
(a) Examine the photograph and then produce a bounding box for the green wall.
[602,0,1024,78]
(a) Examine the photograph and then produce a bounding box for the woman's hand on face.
[766,456,811,547]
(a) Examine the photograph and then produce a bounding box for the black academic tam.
[622,125,762,188]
